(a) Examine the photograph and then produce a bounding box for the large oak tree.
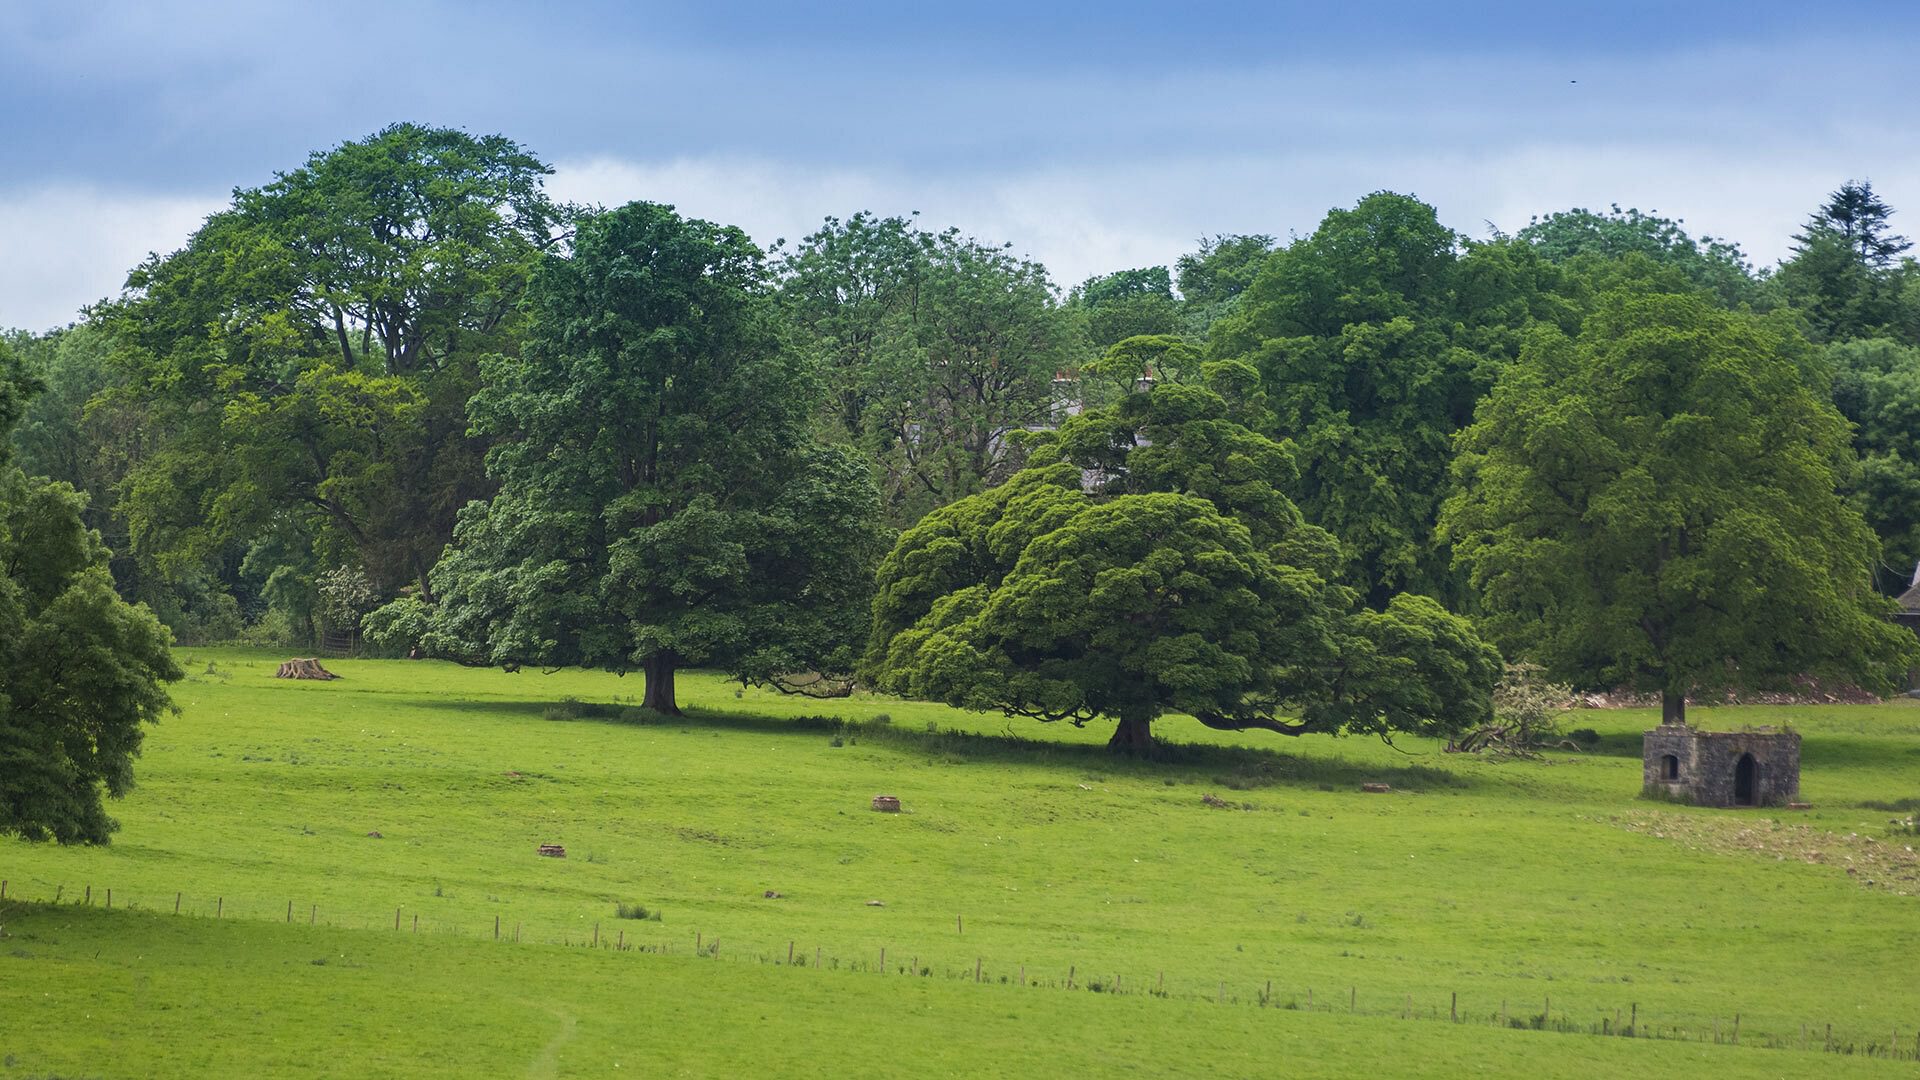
[865,374,1499,753]
[425,202,884,713]
[1441,286,1918,723]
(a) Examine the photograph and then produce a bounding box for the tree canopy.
[0,339,182,844]
[103,123,560,608]
[780,213,1087,525]
[1209,193,1558,606]
[1442,287,1919,723]
[421,201,884,712]
[865,377,1499,752]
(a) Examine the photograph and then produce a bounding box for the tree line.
[5,123,1918,840]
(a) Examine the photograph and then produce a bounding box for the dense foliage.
[1442,288,1919,722]
[419,202,884,712]
[0,340,182,843]
[7,122,1920,757]
[864,377,1501,751]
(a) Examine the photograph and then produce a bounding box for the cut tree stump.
[871,795,902,812]
[1360,783,1392,794]
[537,844,567,858]
[275,658,339,680]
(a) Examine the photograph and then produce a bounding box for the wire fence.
[2,876,1914,1062]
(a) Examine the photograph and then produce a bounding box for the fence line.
[1,877,1912,1062]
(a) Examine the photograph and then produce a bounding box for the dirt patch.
[1602,810,1920,896]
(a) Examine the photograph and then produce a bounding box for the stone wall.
[1642,725,1800,808]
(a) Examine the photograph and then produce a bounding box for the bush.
[238,608,304,648]
[1446,662,1578,758]
[362,597,432,657]
[614,901,662,920]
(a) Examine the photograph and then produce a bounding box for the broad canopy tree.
[1209,193,1561,607]
[104,123,560,604]
[779,214,1087,525]
[1442,287,1919,724]
[423,201,884,713]
[864,373,1499,752]
[0,341,182,843]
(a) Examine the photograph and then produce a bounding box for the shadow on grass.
[414,696,1475,794]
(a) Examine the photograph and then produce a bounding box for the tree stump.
[275,658,339,680]
[871,795,902,812]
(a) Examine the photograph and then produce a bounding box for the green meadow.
[4,648,1919,1077]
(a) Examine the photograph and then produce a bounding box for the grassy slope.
[7,902,1909,1080]
[3,648,1918,1076]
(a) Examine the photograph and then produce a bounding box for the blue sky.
[5,1,1919,330]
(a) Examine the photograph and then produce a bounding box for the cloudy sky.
[4,0,1918,332]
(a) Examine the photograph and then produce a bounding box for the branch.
[763,672,858,699]
[1192,710,1310,737]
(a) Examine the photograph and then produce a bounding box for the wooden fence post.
[174,892,181,915]
[592,923,598,948]
[495,915,500,940]
[395,908,401,931]
[286,900,293,923]
[106,889,112,909]
[311,905,317,925]
[216,897,222,919]
[975,958,982,983]
[879,947,885,972]
[1451,992,1458,1023]
[1,879,7,900]
[84,885,91,906]
[412,914,419,934]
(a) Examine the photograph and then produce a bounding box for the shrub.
[1446,662,1578,758]
[614,902,662,921]
[362,597,432,657]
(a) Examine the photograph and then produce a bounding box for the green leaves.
[428,202,884,709]
[867,385,1498,749]
[0,467,182,844]
[779,213,1088,525]
[1210,193,1528,606]
[1443,285,1920,706]
[105,124,556,601]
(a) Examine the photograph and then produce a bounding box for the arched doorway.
[1661,754,1680,780]
[1733,753,1758,806]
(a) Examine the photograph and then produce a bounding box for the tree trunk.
[413,553,436,606]
[1660,689,1686,727]
[641,653,681,715]
[1108,713,1153,755]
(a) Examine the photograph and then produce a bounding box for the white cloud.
[0,186,222,332]
[551,145,1920,294]
[7,132,1916,337]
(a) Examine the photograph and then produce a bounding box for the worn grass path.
[3,648,1918,1076]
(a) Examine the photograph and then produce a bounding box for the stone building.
[1642,725,1800,807]
[1899,562,1920,696]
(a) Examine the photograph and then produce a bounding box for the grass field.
[4,648,1919,1077]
